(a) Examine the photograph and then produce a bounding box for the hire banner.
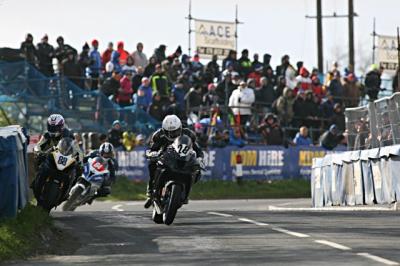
[116,146,345,181]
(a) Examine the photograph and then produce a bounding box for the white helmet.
[99,142,114,161]
[162,115,182,141]
[47,114,65,137]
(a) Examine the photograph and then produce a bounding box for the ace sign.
[195,19,236,58]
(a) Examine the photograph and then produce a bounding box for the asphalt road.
[7,199,400,266]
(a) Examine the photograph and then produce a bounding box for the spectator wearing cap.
[222,50,239,71]
[293,126,312,146]
[101,70,122,98]
[248,66,263,88]
[229,80,255,127]
[150,64,169,97]
[343,73,361,108]
[328,71,344,103]
[116,71,134,107]
[131,42,148,68]
[117,41,129,66]
[144,56,157,78]
[293,89,308,128]
[88,39,102,90]
[122,56,137,76]
[131,66,145,91]
[206,54,220,81]
[203,83,219,107]
[193,123,208,149]
[276,87,295,126]
[251,53,263,72]
[20,33,37,65]
[101,42,114,69]
[55,36,77,64]
[276,55,297,89]
[62,49,82,87]
[329,103,345,132]
[191,54,204,73]
[136,134,146,146]
[238,49,252,78]
[109,50,122,73]
[184,85,203,114]
[108,120,123,149]
[167,46,183,64]
[36,34,55,76]
[133,77,153,111]
[311,75,325,103]
[168,58,183,82]
[296,67,312,91]
[320,124,340,150]
[153,44,167,64]
[258,113,284,145]
[216,72,238,105]
[254,77,276,113]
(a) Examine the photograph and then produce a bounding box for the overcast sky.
[0,0,399,73]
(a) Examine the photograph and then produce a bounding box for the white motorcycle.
[62,156,110,211]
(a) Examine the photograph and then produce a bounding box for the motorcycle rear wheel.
[163,184,182,225]
[62,186,84,212]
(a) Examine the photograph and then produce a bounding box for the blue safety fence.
[311,144,400,207]
[0,126,29,218]
[116,145,346,181]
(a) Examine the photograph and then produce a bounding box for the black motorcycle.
[147,135,201,225]
[33,138,78,212]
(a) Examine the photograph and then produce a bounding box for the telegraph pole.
[372,18,377,64]
[316,0,323,73]
[348,0,355,69]
[306,0,358,73]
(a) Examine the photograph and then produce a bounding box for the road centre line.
[208,212,399,265]
[111,204,124,212]
[237,218,269,226]
[271,227,310,238]
[314,240,352,251]
[207,212,233,217]
[357,253,399,265]
[268,205,396,212]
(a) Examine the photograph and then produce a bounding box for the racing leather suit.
[146,128,204,196]
[83,150,118,197]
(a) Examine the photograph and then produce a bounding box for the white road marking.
[207,212,233,217]
[269,205,395,212]
[314,240,351,250]
[111,204,124,212]
[357,253,399,265]
[124,202,144,206]
[271,227,310,238]
[237,218,269,226]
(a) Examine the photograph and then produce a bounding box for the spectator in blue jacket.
[133,77,152,110]
[88,39,102,90]
[109,50,121,73]
[293,126,312,146]
[229,127,246,147]
[171,81,186,109]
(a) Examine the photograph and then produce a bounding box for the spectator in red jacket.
[248,66,263,88]
[311,76,325,103]
[296,67,312,91]
[116,72,134,107]
[101,42,113,69]
[117,41,129,66]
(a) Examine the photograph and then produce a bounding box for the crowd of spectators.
[17,33,396,150]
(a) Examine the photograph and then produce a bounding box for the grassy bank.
[105,176,311,201]
[0,204,52,262]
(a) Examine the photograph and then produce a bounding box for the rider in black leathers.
[144,115,204,208]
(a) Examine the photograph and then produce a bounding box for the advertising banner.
[194,19,236,58]
[377,35,398,74]
[116,146,345,181]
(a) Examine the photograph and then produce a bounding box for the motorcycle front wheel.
[62,186,84,212]
[38,181,60,213]
[163,184,182,225]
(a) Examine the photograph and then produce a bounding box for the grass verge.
[104,176,311,201]
[0,204,52,262]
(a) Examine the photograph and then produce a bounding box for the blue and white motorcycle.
[62,157,110,211]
